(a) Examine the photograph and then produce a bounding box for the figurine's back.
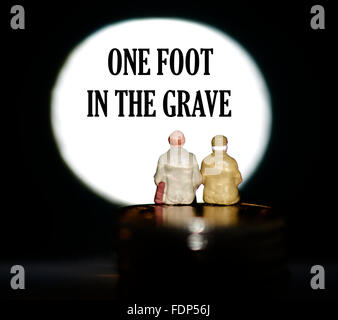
[201,153,241,205]
[201,135,242,205]
[155,148,201,204]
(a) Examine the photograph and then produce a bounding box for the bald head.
[168,130,185,146]
[212,135,228,147]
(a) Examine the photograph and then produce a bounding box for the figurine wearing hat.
[201,135,242,205]
[154,130,202,205]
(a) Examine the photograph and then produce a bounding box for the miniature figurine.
[201,135,242,205]
[154,130,202,205]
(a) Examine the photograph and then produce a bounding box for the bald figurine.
[154,131,202,205]
[201,135,242,205]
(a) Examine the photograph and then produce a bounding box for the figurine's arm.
[192,155,202,191]
[154,158,165,186]
[232,160,242,186]
[154,157,166,204]
[200,160,205,185]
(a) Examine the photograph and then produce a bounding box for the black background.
[2,0,335,301]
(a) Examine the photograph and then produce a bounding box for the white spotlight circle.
[51,18,271,205]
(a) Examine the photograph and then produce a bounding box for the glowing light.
[187,233,208,251]
[51,18,272,205]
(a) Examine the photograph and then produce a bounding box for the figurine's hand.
[154,181,165,204]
